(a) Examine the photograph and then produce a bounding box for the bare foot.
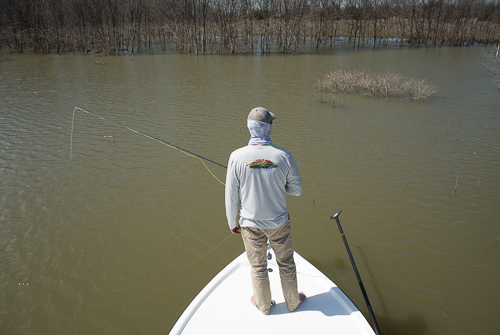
[290,292,306,312]
[298,292,306,306]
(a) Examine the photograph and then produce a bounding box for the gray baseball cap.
[248,107,275,124]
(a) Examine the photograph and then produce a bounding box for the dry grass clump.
[316,68,437,102]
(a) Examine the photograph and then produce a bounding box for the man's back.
[225,144,301,230]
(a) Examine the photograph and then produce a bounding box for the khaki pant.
[241,220,300,315]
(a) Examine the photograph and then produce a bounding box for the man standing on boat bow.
[225,107,306,315]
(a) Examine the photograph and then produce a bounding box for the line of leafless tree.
[0,0,499,55]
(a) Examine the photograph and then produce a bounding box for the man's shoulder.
[230,145,250,156]
[228,146,250,162]
[231,144,292,155]
[269,144,292,156]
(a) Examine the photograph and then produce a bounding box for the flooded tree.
[0,0,499,54]
[483,44,500,89]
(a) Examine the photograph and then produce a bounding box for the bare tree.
[0,0,499,54]
[483,44,500,89]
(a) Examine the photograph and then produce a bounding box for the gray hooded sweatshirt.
[225,121,302,230]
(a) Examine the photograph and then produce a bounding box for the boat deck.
[169,249,376,334]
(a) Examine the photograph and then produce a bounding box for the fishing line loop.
[70,107,226,185]
[69,107,234,290]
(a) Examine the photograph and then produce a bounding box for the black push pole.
[330,210,382,335]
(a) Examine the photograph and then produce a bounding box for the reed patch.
[316,69,437,102]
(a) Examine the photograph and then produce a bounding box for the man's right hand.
[231,224,241,235]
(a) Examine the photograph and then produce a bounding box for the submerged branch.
[482,45,500,89]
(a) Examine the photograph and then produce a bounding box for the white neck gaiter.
[247,120,272,145]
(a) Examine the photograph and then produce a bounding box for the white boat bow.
[169,248,376,334]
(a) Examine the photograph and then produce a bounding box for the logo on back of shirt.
[247,159,278,171]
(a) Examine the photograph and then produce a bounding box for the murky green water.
[1,47,499,334]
